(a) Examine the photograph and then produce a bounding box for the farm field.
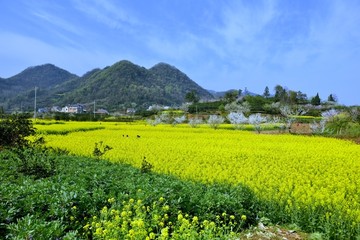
[35,120,360,237]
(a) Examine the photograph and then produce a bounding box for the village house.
[61,104,84,114]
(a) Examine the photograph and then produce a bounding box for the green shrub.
[0,114,35,148]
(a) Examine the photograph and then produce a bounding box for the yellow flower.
[149,232,156,239]
[83,223,90,231]
[241,215,247,221]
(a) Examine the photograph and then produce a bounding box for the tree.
[227,112,248,129]
[296,91,308,104]
[263,86,270,98]
[188,117,202,128]
[328,94,336,102]
[274,85,287,103]
[185,90,200,104]
[311,93,321,106]
[288,90,298,105]
[223,90,238,104]
[207,115,225,129]
[248,113,266,133]
[0,113,35,148]
[244,95,269,112]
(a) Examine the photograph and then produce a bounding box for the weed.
[140,157,153,173]
[93,141,112,158]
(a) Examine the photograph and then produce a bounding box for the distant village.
[37,104,172,115]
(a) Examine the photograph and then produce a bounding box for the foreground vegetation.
[0,147,260,239]
[1,115,360,239]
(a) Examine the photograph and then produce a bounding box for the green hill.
[0,61,213,112]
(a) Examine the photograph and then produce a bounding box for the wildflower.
[241,215,247,221]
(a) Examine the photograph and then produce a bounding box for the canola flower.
[40,121,360,235]
[86,196,243,239]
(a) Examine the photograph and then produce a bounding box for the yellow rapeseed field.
[37,121,360,232]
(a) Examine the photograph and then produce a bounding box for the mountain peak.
[8,63,77,89]
[1,59,214,112]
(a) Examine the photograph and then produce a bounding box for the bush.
[0,114,35,148]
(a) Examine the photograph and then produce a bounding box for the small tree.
[327,94,336,102]
[172,115,186,126]
[146,116,162,126]
[248,113,266,133]
[227,112,248,129]
[207,115,224,129]
[223,90,238,104]
[311,93,321,106]
[188,117,202,128]
[263,86,270,98]
[0,114,35,148]
[310,119,327,134]
[224,102,251,115]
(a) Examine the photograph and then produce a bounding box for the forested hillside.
[0,61,213,112]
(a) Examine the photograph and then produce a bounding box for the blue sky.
[1,0,359,105]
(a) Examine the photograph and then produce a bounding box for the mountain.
[58,61,213,110]
[6,64,78,89]
[0,60,214,112]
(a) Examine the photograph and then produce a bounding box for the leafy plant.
[140,157,153,173]
[0,114,35,148]
[93,141,112,158]
[15,147,57,179]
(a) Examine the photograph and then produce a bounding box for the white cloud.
[217,1,277,44]
[31,10,81,36]
[72,0,141,31]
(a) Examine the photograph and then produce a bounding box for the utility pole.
[93,100,96,119]
[34,87,37,119]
